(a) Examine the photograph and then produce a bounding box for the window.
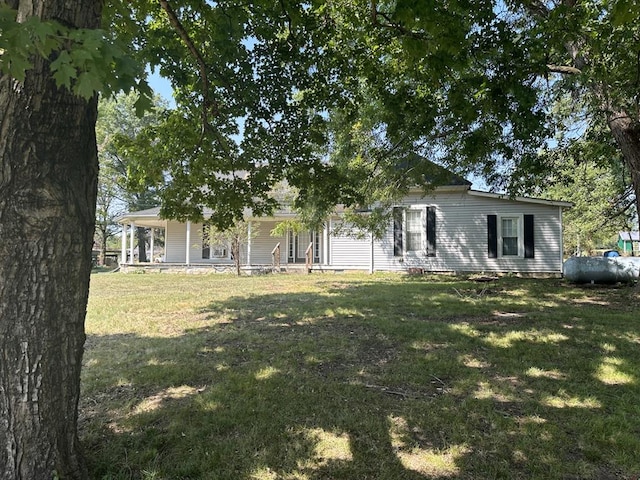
[406,210,423,252]
[393,207,436,257]
[210,245,228,258]
[488,214,535,259]
[202,223,228,259]
[501,217,519,256]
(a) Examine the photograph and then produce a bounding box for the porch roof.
[619,231,640,242]
[115,206,299,228]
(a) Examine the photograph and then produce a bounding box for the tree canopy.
[6,0,639,223]
[101,0,640,229]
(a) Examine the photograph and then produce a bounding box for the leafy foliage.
[5,0,640,231]
[204,219,259,275]
[0,4,151,104]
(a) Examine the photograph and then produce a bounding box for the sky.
[148,68,175,107]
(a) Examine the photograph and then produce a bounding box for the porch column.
[247,221,252,266]
[129,221,135,263]
[150,228,155,263]
[323,222,329,266]
[121,223,127,264]
[185,220,191,265]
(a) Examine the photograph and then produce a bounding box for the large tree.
[0,2,341,477]
[0,0,103,477]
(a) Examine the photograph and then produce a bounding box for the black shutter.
[426,207,436,257]
[202,223,210,259]
[393,207,403,257]
[488,215,498,258]
[524,214,535,258]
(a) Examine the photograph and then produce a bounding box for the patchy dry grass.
[82,272,640,479]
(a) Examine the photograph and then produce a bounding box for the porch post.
[129,221,135,263]
[247,221,252,266]
[150,228,155,263]
[323,222,329,266]
[185,220,191,265]
[121,223,127,264]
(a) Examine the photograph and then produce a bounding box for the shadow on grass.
[81,277,640,479]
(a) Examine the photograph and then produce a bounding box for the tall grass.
[82,273,640,479]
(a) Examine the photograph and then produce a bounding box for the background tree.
[94,160,121,266]
[542,156,634,256]
[538,105,637,255]
[205,220,259,276]
[96,91,167,262]
[305,0,640,221]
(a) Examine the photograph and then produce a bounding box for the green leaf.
[6,55,32,81]
[50,51,76,89]
[75,71,103,99]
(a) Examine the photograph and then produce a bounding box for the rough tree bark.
[0,0,102,478]
[607,110,640,223]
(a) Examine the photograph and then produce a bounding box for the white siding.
[164,221,186,263]
[328,219,371,268]
[249,221,286,264]
[368,190,564,273]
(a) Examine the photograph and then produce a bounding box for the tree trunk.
[0,0,101,478]
[137,226,148,262]
[607,110,640,224]
[98,225,108,266]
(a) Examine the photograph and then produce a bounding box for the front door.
[288,230,320,263]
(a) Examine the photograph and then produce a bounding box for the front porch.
[115,208,334,273]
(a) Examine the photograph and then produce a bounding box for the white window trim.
[209,245,229,259]
[498,214,524,258]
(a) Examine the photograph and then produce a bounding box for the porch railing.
[305,242,313,273]
[271,242,281,272]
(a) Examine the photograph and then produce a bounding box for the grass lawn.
[82,272,640,479]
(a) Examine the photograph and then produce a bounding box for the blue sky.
[148,68,175,107]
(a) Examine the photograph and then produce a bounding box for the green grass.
[82,272,640,479]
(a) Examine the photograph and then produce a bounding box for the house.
[617,231,640,255]
[115,180,572,275]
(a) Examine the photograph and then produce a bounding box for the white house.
[116,182,571,275]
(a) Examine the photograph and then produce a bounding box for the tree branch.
[370,0,428,40]
[158,0,218,129]
[546,64,582,75]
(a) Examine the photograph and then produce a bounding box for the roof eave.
[468,190,573,208]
